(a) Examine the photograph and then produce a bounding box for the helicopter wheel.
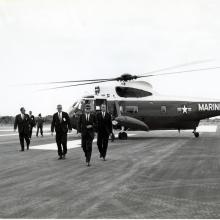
[110,133,115,142]
[193,132,199,138]
[118,132,127,140]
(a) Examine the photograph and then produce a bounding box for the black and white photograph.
[1,0,220,218]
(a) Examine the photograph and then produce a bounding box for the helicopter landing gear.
[110,132,115,142]
[118,132,128,140]
[193,130,199,138]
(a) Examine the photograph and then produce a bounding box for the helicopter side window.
[161,106,167,113]
[95,99,107,112]
[96,105,101,111]
[125,106,138,113]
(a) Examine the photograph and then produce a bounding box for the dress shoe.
[20,149,24,152]
[87,162,91,167]
[62,155,66,159]
[103,157,106,161]
[100,154,103,158]
[58,156,62,160]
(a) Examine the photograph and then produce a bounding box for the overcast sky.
[1,0,220,116]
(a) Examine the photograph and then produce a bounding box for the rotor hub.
[116,73,138,82]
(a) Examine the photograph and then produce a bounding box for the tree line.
[0,115,53,126]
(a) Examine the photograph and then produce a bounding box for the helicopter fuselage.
[69,95,220,132]
[108,99,220,130]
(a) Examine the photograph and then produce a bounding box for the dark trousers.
[97,132,109,158]
[56,132,67,156]
[81,133,93,163]
[36,125,43,136]
[19,132,30,150]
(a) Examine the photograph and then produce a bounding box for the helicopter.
[31,61,220,140]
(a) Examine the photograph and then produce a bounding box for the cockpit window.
[78,102,82,110]
[72,101,77,108]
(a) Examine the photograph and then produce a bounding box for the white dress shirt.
[86,113,90,121]
[102,112,105,118]
[58,112,62,121]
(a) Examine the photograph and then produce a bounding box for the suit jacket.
[51,112,72,134]
[29,115,36,127]
[36,117,44,126]
[96,112,112,135]
[78,113,96,139]
[14,114,31,134]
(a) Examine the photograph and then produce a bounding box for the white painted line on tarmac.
[0,132,52,137]
[179,125,217,133]
[30,134,136,150]
[31,139,83,150]
[0,124,217,138]
[0,129,14,132]
[0,128,52,132]
[0,133,18,137]
[196,125,217,132]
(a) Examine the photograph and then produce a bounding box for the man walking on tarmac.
[36,113,44,137]
[51,104,72,159]
[96,104,112,160]
[78,103,96,166]
[29,111,36,139]
[14,107,31,151]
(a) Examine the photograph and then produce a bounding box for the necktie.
[59,113,62,122]
[86,114,89,121]
[102,112,105,118]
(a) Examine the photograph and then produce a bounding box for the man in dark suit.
[78,104,96,166]
[36,113,44,137]
[29,111,36,139]
[14,107,31,151]
[51,104,72,159]
[96,104,112,160]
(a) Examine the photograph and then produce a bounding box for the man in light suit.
[14,107,31,151]
[78,104,96,166]
[51,104,72,159]
[96,104,112,160]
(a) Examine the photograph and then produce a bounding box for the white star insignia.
[177,105,192,114]
[182,105,188,114]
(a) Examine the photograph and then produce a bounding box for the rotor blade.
[38,79,114,91]
[16,59,214,86]
[19,60,213,85]
[20,77,117,86]
[138,66,220,78]
[139,59,214,77]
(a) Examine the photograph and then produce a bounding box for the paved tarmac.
[1,125,220,218]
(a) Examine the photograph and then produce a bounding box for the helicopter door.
[94,99,107,113]
[80,99,95,113]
